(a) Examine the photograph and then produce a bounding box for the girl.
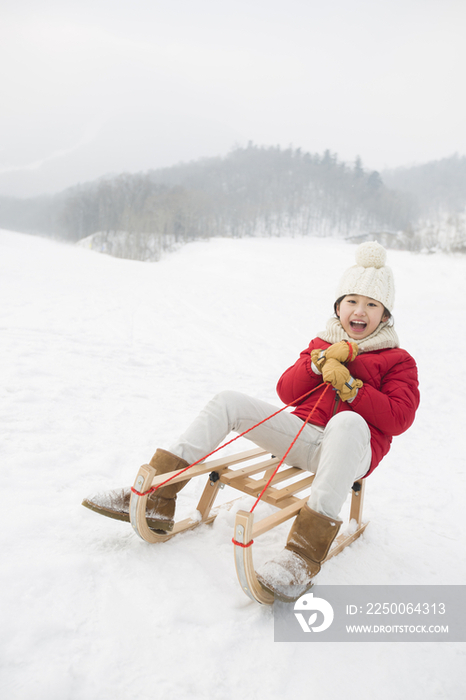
[83,241,420,600]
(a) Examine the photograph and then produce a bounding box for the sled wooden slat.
[219,457,281,485]
[252,466,302,490]
[204,446,268,468]
[147,463,224,490]
[146,447,270,490]
[324,522,369,561]
[264,473,316,503]
[251,497,309,538]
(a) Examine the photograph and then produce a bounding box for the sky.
[1,0,466,197]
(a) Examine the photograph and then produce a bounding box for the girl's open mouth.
[350,321,367,332]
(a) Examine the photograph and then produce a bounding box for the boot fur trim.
[256,505,342,601]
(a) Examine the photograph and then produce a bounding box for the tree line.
[1,145,465,260]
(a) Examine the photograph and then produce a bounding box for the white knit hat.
[336,241,395,312]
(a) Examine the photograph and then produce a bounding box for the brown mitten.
[325,340,359,364]
[310,348,327,373]
[311,341,358,375]
[321,358,363,402]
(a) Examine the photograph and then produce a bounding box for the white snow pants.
[169,390,371,519]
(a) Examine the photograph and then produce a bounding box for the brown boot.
[82,449,190,532]
[144,448,190,531]
[257,505,342,601]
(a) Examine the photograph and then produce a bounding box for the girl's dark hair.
[334,295,392,321]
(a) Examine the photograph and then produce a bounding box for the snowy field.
[1,229,465,699]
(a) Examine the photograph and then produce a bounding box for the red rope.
[231,538,254,548]
[131,383,328,498]
[249,383,331,513]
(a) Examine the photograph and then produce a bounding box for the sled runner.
[129,446,368,605]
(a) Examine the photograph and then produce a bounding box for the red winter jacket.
[276,338,420,476]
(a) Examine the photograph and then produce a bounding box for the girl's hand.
[322,358,363,402]
[310,341,358,375]
[310,348,327,373]
[325,340,359,363]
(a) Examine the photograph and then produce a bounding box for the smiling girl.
[337,294,389,338]
[84,241,419,600]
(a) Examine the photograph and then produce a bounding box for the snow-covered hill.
[1,230,465,699]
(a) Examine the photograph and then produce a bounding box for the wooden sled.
[129,447,368,605]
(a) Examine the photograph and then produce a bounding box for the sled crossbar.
[129,447,368,604]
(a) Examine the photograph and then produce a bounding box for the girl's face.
[336,294,389,340]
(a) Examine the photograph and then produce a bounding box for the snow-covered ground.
[1,229,465,699]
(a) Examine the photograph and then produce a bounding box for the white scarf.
[318,317,400,353]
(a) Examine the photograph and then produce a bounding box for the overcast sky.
[1,0,465,197]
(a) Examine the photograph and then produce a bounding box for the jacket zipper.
[332,389,340,417]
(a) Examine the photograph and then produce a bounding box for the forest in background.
[1,144,465,261]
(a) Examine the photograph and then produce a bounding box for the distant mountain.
[382,154,466,217]
[1,146,465,257]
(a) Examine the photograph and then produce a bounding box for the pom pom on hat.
[355,241,386,269]
[336,241,395,312]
